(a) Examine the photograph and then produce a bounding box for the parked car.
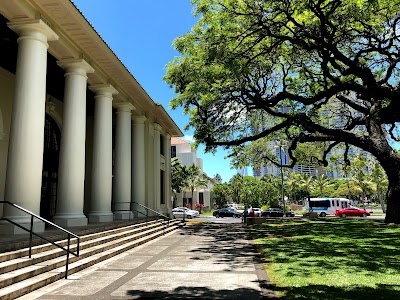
[172,207,199,219]
[251,208,262,217]
[213,208,242,218]
[261,208,295,217]
[335,207,371,217]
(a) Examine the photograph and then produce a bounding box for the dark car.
[213,208,242,218]
[261,208,295,217]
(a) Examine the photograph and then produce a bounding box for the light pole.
[279,146,286,215]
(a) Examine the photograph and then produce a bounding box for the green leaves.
[165,0,400,222]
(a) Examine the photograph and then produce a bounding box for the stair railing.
[112,201,173,234]
[133,202,172,235]
[0,201,80,279]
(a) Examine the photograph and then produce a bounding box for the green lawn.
[249,218,400,300]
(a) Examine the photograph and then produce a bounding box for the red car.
[335,207,371,217]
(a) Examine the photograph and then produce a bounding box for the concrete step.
[0,219,162,264]
[0,219,182,300]
[0,220,174,287]
[0,220,161,275]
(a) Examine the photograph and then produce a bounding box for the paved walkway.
[17,223,277,299]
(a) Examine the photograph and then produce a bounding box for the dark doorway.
[40,115,60,220]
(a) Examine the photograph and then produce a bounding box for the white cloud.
[183,135,195,143]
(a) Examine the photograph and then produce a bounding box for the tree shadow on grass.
[249,218,400,274]
[277,284,400,300]
[125,284,400,300]
[127,286,273,299]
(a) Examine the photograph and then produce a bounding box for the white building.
[0,0,182,234]
[171,137,215,211]
[237,167,248,176]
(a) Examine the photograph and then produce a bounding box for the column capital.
[57,59,94,75]
[8,19,59,42]
[132,116,147,124]
[115,103,135,112]
[89,84,118,97]
[153,123,162,132]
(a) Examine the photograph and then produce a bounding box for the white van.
[305,198,351,217]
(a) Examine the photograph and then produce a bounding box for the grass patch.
[199,210,214,217]
[249,218,400,300]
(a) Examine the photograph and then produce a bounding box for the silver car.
[172,207,199,219]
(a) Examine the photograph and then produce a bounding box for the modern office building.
[236,167,248,176]
[0,0,182,234]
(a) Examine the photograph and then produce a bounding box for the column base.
[52,214,88,227]
[87,212,114,223]
[113,211,133,220]
[0,219,45,234]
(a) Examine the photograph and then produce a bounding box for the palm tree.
[352,170,374,211]
[285,172,301,204]
[299,173,313,205]
[370,164,388,213]
[213,173,222,183]
[312,174,331,197]
[171,157,188,208]
[229,174,244,205]
[185,164,208,210]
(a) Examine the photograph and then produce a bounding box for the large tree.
[165,0,400,223]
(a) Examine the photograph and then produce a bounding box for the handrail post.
[29,215,34,258]
[65,234,70,279]
[0,201,80,277]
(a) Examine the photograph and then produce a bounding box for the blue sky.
[71,0,239,182]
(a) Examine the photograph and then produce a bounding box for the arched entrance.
[40,115,60,221]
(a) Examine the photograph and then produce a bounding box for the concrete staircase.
[0,219,182,300]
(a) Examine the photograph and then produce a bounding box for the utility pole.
[280,146,286,215]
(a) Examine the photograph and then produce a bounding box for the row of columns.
[1,19,160,233]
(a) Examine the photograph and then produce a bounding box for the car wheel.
[320,212,326,217]
[187,215,192,219]
[266,213,270,218]
[362,213,367,217]
[341,213,347,217]
[216,214,219,218]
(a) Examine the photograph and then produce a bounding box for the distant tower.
[237,167,248,176]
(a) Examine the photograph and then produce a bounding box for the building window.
[199,192,204,205]
[171,145,176,158]
[160,170,165,204]
[160,134,164,156]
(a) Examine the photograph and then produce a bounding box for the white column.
[153,124,162,211]
[87,85,118,223]
[1,20,58,234]
[113,103,134,220]
[132,116,146,217]
[165,134,172,214]
[53,59,94,227]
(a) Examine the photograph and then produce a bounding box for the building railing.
[0,201,80,279]
[112,201,173,234]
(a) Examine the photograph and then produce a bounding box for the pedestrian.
[243,206,249,223]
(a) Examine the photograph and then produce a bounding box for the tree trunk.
[361,192,366,211]
[380,197,386,213]
[379,191,386,213]
[384,183,400,224]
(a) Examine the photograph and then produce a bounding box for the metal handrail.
[132,201,171,223]
[112,201,172,233]
[0,201,80,279]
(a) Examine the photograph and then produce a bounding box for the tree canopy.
[165,0,400,223]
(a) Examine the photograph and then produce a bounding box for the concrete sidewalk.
[17,223,277,299]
